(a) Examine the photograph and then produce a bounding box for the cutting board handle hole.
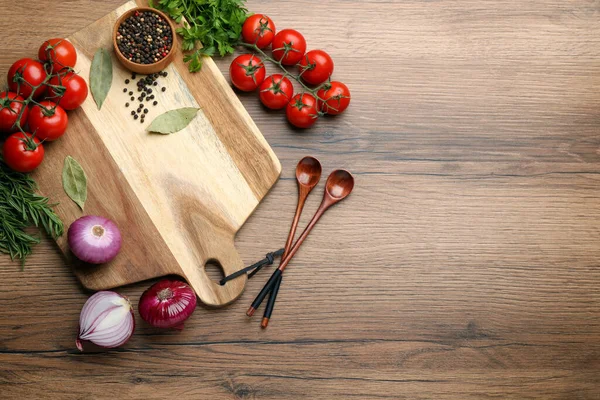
[204,260,226,285]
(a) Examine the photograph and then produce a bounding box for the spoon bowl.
[325,169,355,201]
[297,156,322,188]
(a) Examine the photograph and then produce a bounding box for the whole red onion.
[138,279,197,329]
[68,215,122,264]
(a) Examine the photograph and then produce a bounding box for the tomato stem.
[238,42,331,105]
[7,63,66,135]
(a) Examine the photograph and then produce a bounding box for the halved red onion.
[77,291,135,351]
[68,215,122,264]
[138,279,197,329]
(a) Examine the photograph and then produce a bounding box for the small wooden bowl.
[112,7,177,74]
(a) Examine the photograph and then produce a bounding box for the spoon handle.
[261,189,308,325]
[278,198,332,272]
[247,198,331,317]
[261,274,282,328]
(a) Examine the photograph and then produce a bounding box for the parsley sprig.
[154,0,249,72]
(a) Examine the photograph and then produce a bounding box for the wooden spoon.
[260,157,322,326]
[247,169,355,317]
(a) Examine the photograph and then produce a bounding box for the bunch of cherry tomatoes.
[0,38,88,173]
[231,14,351,129]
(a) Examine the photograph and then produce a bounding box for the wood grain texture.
[2,0,600,398]
[29,0,281,307]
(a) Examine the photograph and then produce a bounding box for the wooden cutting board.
[31,0,281,307]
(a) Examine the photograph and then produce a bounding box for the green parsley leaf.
[157,0,249,72]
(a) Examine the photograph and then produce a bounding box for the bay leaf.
[62,156,87,210]
[146,108,200,134]
[90,48,113,110]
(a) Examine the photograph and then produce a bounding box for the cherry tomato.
[272,29,307,66]
[242,14,276,49]
[0,92,29,134]
[47,72,88,110]
[229,54,266,92]
[286,93,318,129]
[259,74,294,110]
[299,50,334,85]
[2,132,45,173]
[28,101,68,142]
[38,38,77,73]
[317,81,351,115]
[7,58,47,99]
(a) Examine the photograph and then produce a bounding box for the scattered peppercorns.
[121,68,169,120]
[116,11,173,65]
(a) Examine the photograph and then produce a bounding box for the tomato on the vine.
[242,14,276,49]
[286,93,319,128]
[259,74,293,110]
[317,81,351,115]
[2,132,45,173]
[7,58,47,99]
[47,72,88,110]
[28,101,68,141]
[272,29,307,66]
[0,92,29,134]
[229,54,266,92]
[299,50,334,85]
[38,38,77,72]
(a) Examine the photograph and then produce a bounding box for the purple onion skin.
[68,215,122,264]
[139,279,197,329]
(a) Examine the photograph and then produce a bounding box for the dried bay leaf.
[90,48,113,110]
[146,107,200,134]
[62,156,87,210]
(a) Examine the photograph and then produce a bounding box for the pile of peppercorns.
[122,72,168,123]
[116,10,173,65]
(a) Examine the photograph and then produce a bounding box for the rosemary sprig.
[0,155,64,268]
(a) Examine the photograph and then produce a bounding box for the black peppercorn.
[125,103,130,107]
[153,101,158,106]
[147,89,153,94]
[129,91,133,96]
[153,81,158,86]
[143,109,148,114]
[134,114,139,120]
[130,96,135,101]
[131,110,136,115]
[123,88,127,93]
[161,87,166,92]
[125,79,130,84]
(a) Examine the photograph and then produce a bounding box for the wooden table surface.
[2,0,600,398]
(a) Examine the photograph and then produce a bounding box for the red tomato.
[229,54,266,92]
[272,29,307,66]
[286,93,318,128]
[0,92,29,134]
[47,72,88,110]
[242,14,276,49]
[38,38,77,72]
[28,101,68,141]
[2,132,45,173]
[299,50,334,85]
[317,81,351,115]
[7,58,47,99]
[259,74,294,110]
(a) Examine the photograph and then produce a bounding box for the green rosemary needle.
[0,156,64,268]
